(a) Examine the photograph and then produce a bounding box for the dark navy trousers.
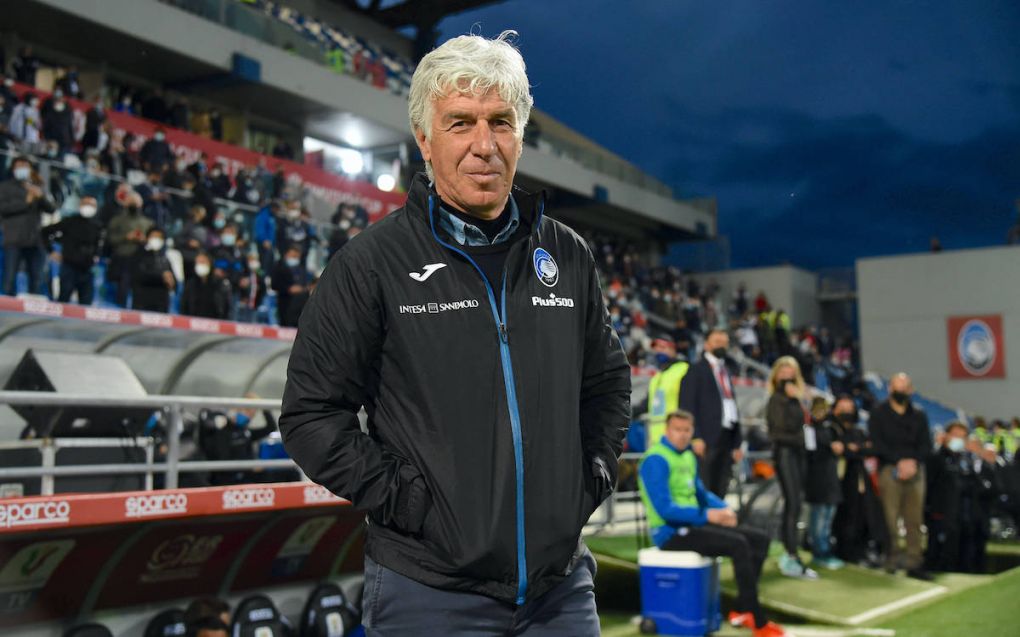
[362,550,600,636]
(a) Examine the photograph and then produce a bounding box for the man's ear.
[414,127,431,164]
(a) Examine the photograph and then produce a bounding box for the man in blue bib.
[639,410,785,637]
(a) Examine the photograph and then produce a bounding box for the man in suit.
[680,329,744,497]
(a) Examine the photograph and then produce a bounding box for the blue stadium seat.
[63,624,113,637]
[299,582,361,637]
[232,593,294,637]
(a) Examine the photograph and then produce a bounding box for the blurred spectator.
[805,396,845,569]
[43,195,102,304]
[235,254,266,324]
[831,395,887,566]
[136,168,171,230]
[41,90,74,154]
[185,616,228,637]
[140,88,169,123]
[82,99,108,152]
[139,128,173,172]
[0,156,54,295]
[254,200,279,272]
[54,66,83,99]
[132,227,176,312]
[196,405,275,485]
[732,282,749,317]
[9,94,42,149]
[870,373,933,580]
[175,204,210,281]
[12,46,40,86]
[276,200,313,265]
[210,109,223,141]
[207,163,231,198]
[271,139,294,160]
[180,252,231,319]
[211,223,244,287]
[107,189,150,305]
[170,96,191,131]
[753,290,769,313]
[765,356,817,579]
[184,597,231,637]
[271,244,310,327]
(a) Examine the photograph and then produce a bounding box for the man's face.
[415,87,522,219]
[706,332,729,353]
[833,398,856,419]
[889,375,913,395]
[665,416,694,450]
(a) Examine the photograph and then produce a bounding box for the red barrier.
[0,483,365,626]
[0,295,296,341]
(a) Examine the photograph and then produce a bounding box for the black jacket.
[132,250,175,312]
[280,174,631,605]
[806,418,843,504]
[0,178,55,247]
[869,401,931,467]
[180,274,232,319]
[679,358,742,450]
[43,215,103,269]
[766,393,805,449]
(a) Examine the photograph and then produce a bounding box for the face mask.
[13,166,30,181]
[248,261,260,271]
[891,391,910,405]
[176,160,188,172]
[211,170,221,178]
[213,218,226,229]
[146,238,164,251]
[235,413,250,428]
[154,132,165,141]
[711,347,727,359]
[221,233,236,247]
[285,257,300,268]
[777,379,792,394]
[288,209,301,220]
[195,263,211,277]
[947,437,966,453]
[30,100,39,108]
[3,79,12,87]
[654,352,672,367]
[54,102,66,112]
[837,413,856,425]
[79,205,97,218]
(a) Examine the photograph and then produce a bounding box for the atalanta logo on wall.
[533,248,558,287]
[957,319,996,376]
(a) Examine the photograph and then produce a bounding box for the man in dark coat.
[180,252,232,320]
[270,244,309,327]
[0,156,54,295]
[132,227,176,312]
[43,196,103,304]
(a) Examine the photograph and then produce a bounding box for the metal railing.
[0,391,300,495]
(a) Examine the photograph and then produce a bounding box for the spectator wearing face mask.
[42,91,74,155]
[831,396,887,566]
[180,252,232,319]
[82,100,107,153]
[0,76,17,115]
[176,204,209,281]
[207,163,231,199]
[0,157,54,295]
[271,245,310,327]
[43,196,103,304]
[870,372,933,580]
[107,192,153,306]
[235,254,266,323]
[139,128,173,173]
[275,202,312,266]
[9,94,42,149]
[136,169,171,230]
[132,227,176,312]
[210,223,244,288]
[924,423,998,573]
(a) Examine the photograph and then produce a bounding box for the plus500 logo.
[0,501,71,528]
[125,493,189,518]
[532,295,575,308]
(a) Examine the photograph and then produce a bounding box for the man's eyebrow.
[443,111,475,122]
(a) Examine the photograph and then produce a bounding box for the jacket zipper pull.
[499,322,508,344]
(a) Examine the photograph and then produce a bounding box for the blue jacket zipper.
[427,195,538,605]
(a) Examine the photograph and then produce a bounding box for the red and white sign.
[0,483,349,534]
[0,296,296,342]
[14,83,407,223]
[947,314,1006,379]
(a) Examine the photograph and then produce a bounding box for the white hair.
[408,30,534,178]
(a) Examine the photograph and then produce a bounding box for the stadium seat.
[63,623,114,637]
[232,593,294,637]
[145,608,187,637]
[299,582,361,637]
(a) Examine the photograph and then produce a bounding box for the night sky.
[438,1,1020,269]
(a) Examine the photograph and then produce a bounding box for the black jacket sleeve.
[280,247,430,534]
[869,406,896,465]
[579,249,631,500]
[678,364,700,436]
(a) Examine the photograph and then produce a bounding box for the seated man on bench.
[639,409,786,637]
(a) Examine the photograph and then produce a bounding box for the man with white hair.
[280,32,631,634]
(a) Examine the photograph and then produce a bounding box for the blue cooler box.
[638,548,721,636]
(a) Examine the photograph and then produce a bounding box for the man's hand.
[831,441,845,456]
[691,439,706,457]
[896,458,917,481]
[288,284,305,295]
[707,508,737,527]
[25,184,42,203]
[162,271,175,290]
[847,442,860,453]
[49,252,62,264]
[731,448,744,463]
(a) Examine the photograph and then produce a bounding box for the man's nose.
[469,121,496,156]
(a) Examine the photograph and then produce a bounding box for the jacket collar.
[405,172,545,238]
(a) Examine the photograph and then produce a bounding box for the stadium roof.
[330,0,504,29]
